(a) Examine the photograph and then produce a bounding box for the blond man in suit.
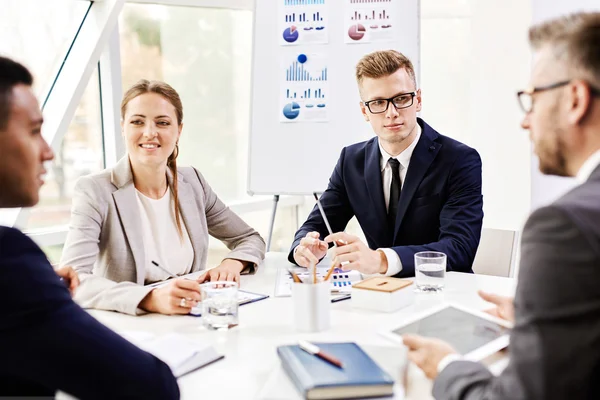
[61,80,265,316]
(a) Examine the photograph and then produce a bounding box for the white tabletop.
[88,252,516,400]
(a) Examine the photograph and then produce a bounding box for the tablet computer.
[379,303,512,361]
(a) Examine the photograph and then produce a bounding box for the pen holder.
[292,281,331,332]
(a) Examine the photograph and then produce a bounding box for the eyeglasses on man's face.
[363,91,417,114]
[517,80,600,113]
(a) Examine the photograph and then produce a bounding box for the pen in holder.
[292,280,331,332]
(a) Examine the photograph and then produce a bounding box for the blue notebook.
[277,342,394,400]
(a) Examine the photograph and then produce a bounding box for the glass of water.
[201,281,239,330]
[414,252,446,292]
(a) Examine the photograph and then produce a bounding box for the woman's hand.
[197,259,246,284]
[54,265,80,296]
[139,279,201,315]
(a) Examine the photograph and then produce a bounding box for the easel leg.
[266,195,280,252]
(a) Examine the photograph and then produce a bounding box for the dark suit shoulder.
[341,137,378,156]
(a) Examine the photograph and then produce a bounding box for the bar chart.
[344,0,396,43]
[350,9,389,20]
[285,61,328,82]
[284,0,325,5]
[285,88,326,99]
[280,0,328,45]
[285,11,323,22]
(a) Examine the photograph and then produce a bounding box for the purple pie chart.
[283,26,299,43]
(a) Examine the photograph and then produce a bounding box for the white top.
[576,148,600,184]
[135,188,194,283]
[88,253,515,400]
[376,123,422,277]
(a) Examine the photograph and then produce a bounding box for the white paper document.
[121,332,224,378]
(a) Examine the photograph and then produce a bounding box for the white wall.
[529,0,600,209]
[421,0,532,232]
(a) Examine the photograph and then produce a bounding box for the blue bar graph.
[286,88,326,99]
[284,0,325,5]
[285,61,328,82]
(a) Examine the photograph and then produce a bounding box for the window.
[0,0,90,99]
[119,4,253,202]
[22,68,105,230]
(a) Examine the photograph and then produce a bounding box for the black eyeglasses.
[363,92,416,114]
[517,80,600,113]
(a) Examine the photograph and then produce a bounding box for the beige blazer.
[60,157,265,315]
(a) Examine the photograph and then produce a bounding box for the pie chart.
[283,26,299,43]
[348,24,366,41]
[283,102,301,119]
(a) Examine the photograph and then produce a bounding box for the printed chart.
[279,0,328,45]
[280,53,329,122]
[344,0,397,43]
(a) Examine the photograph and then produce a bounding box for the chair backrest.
[472,228,519,277]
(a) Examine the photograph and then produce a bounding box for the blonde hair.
[355,50,417,88]
[529,12,600,88]
[121,79,184,237]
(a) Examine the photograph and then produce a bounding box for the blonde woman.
[60,80,265,316]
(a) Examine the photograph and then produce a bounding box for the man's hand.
[478,290,515,322]
[197,259,245,284]
[402,334,458,379]
[54,266,80,296]
[325,232,388,274]
[293,232,328,268]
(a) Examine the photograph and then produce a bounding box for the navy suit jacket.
[0,226,180,399]
[289,118,483,276]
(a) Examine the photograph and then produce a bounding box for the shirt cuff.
[378,248,402,276]
[437,353,462,374]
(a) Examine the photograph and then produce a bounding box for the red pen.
[299,340,344,369]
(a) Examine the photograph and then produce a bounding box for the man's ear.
[415,89,422,112]
[360,102,370,122]
[567,80,593,125]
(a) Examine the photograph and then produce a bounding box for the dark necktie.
[388,158,401,233]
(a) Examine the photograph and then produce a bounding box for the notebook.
[277,342,395,400]
[122,332,224,378]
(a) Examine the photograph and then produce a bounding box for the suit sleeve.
[433,205,600,400]
[0,228,179,400]
[193,168,266,271]
[60,176,154,315]
[393,147,483,275]
[288,147,355,264]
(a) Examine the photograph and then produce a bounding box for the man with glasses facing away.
[403,12,600,400]
[290,49,484,278]
[0,56,179,399]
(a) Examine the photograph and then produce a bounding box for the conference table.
[88,252,516,400]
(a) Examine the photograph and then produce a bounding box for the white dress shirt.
[376,124,422,277]
[576,149,600,184]
[135,189,194,283]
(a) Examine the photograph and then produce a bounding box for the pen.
[331,294,351,303]
[151,260,178,279]
[298,340,344,369]
[313,192,339,282]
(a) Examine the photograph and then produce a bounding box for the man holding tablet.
[404,12,600,400]
[290,50,484,277]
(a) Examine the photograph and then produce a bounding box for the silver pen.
[313,192,343,247]
[151,260,178,279]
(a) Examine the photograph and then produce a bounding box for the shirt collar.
[576,148,600,184]
[379,123,422,172]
